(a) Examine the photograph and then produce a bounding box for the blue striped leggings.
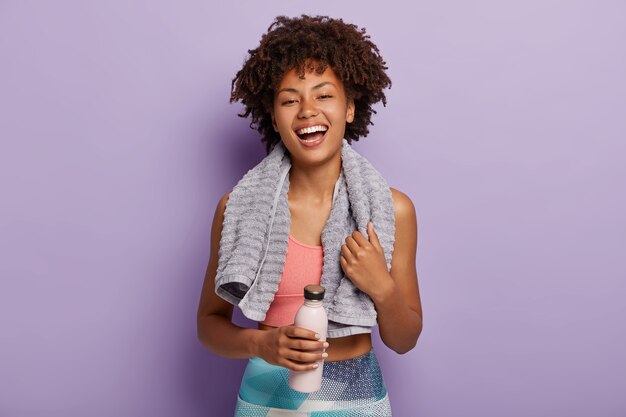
[234,350,392,416]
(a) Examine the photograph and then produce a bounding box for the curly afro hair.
[230,14,392,154]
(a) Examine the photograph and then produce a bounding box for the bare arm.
[371,188,423,353]
[339,188,423,354]
[196,192,327,369]
[196,192,261,359]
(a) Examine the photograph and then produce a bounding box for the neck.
[288,154,341,205]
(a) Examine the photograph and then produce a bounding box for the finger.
[345,235,361,253]
[283,358,322,372]
[287,325,322,340]
[340,255,353,277]
[340,243,352,260]
[284,349,327,364]
[368,221,382,249]
[350,229,370,247]
[286,337,327,352]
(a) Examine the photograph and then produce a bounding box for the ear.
[270,110,279,132]
[346,98,355,123]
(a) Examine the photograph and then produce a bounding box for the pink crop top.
[260,235,323,327]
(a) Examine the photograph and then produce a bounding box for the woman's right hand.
[255,325,328,371]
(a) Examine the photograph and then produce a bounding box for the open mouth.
[295,125,328,144]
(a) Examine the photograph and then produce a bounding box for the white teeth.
[296,125,328,135]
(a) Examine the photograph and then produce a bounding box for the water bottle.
[288,284,328,392]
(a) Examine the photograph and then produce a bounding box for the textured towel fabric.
[215,138,395,338]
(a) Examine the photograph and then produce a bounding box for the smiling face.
[271,64,355,165]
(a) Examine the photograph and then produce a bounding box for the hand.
[256,325,329,371]
[340,221,392,298]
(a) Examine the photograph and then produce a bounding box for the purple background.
[1,1,625,416]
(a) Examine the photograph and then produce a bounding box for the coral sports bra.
[260,235,323,327]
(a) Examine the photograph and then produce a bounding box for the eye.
[282,99,297,105]
[319,94,333,99]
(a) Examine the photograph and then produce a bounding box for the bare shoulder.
[387,188,421,318]
[216,191,231,215]
[389,187,417,231]
[197,190,234,321]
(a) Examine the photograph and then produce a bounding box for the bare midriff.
[257,323,372,361]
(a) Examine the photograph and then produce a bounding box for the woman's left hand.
[340,221,392,298]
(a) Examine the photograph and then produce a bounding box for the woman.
[197,14,423,416]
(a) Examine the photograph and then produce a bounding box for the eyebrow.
[276,81,336,95]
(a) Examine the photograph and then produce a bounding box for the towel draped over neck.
[215,138,395,338]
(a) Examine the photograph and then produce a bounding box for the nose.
[297,96,318,119]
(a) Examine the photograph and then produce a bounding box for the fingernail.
[315,333,320,339]
[322,352,329,358]
[323,342,329,348]
[312,363,319,368]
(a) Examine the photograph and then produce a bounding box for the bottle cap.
[303,284,325,301]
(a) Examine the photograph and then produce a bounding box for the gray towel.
[215,138,395,338]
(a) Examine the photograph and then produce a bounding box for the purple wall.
[1,1,625,416]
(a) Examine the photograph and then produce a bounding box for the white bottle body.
[288,299,328,393]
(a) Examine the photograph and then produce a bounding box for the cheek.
[274,108,295,127]
[326,104,349,122]
[277,119,292,133]
[273,113,296,140]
